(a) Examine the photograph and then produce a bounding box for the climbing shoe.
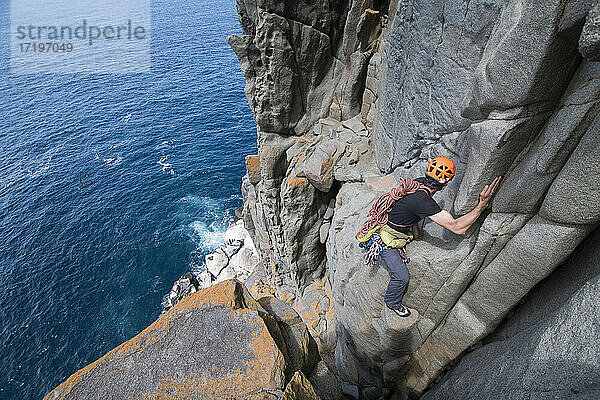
[388,304,411,318]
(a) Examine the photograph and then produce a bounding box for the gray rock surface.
[492,60,600,215]
[421,229,600,400]
[229,0,347,136]
[373,0,503,172]
[540,113,600,225]
[199,220,261,287]
[258,296,320,378]
[453,113,550,214]
[308,360,343,400]
[461,0,580,120]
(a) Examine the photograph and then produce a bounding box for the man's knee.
[392,266,409,284]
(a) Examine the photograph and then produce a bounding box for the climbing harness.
[358,228,412,267]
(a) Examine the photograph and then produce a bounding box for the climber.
[356,156,502,317]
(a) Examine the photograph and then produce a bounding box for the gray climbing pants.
[379,248,410,310]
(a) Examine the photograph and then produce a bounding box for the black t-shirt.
[387,189,441,230]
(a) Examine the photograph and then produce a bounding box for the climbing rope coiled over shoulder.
[356,177,426,241]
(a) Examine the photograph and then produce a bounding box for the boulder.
[229,247,261,275]
[161,272,200,313]
[307,360,343,400]
[214,265,238,284]
[201,220,263,286]
[44,281,287,400]
[297,139,344,192]
[341,114,366,134]
[294,277,337,359]
[283,371,320,400]
[205,248,229,278]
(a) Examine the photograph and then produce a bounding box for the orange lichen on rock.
[245,154,261,184]
[286,176,309,189]
[276,288,297,306]
[295,151,307,168]
[249,278,277,300]
[320,156,334,180]
[132,308,286,399]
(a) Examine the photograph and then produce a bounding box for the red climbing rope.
[356,178,430,240]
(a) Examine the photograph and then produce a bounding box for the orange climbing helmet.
[425,156,456,184]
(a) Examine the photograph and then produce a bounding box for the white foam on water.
[157,155,175,175]
[155,140,174,150]
[103,156,123,166]
[188,220,228,253]
[180,195,236,275]
[26,143,64,178]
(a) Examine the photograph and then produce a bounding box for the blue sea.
[0,0,256,398]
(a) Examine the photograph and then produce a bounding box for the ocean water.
[0,0,256,398]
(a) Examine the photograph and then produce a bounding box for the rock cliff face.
[230,0,600,398]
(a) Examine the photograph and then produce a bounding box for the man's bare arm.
[429,176,502,235]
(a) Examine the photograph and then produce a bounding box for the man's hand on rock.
[479,176,502,208]
[429,176,501,235]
